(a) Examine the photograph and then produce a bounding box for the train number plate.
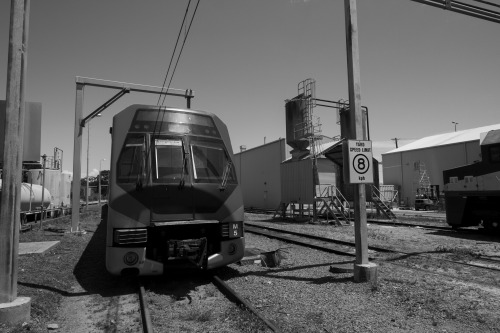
[229,222,242,238]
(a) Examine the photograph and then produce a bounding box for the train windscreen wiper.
[219,160,232,191]
[179,139,188,189]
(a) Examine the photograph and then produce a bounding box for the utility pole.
[344,0,377,283]
[0,0,31,324]
[452,121,458,132]
[391,138,399,148]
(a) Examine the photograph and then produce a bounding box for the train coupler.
[167,238,207,268]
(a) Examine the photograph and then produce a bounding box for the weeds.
[180,307,213,322]
[435,245,478,257]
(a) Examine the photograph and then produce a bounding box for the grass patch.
[3,209,103,333]
[179,307,213,322]
[435,245,479,257]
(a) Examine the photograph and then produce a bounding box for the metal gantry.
[71,77,194,233]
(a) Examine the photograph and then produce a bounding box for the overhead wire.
[471,0,500,10]
[146,0,201,183]
[151,0,193,138]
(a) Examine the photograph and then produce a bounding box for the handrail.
[318,184,350,220]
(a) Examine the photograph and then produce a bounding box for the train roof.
[116,104,216,118]
[480,129,500,146]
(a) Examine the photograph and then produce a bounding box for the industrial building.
[0,101,71,217]
[382,123,500,207]
[233,139,289,211]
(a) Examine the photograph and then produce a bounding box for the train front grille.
[113,228,148,245]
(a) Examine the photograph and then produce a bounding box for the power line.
[145,0,201,183]
[158,0,201,109]
[155,0,193,108]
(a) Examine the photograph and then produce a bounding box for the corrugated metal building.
[382,124,500,206]
[233,139,289,210]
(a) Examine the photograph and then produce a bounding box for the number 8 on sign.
[353,154,369,174]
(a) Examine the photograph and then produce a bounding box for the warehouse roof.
[383,124,500,155]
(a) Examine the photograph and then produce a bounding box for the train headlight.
[123,252,139,266]
[228,242,237,255]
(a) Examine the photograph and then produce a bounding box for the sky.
[1,0,500,178]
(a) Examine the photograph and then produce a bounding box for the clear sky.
[1,0,499,177]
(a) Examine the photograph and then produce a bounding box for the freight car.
[105,105,245,276]
[443,129,500,232]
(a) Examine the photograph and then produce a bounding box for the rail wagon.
[443,129,500,232]
[105,104,245,275]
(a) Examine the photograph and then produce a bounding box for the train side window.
[153,139,184,183]
[449,177,458,184]
[117,135,145,183]
[489,145,500,163]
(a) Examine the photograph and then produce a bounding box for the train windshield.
[153,138,185,183]
[190,140,235,184]
[116,135,145,183]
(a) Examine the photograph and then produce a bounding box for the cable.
[158,0,201,110]
[471,0,500,10]
[146,0,201,183]
[155,0,193,108]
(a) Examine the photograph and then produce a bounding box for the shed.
[382,123,500,207]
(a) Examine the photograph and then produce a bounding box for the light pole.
[452,121,458,132]
[86,113,101,209]
[99,158,106,206]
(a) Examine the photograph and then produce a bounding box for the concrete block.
[0,297,31,326]
[354,262,378,283]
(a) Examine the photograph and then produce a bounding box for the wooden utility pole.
[391,138,399,148]
[0,0,28,304]
[344,0,377,282]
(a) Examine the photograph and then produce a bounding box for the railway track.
[245,222,500,274]
[138,273,281,333]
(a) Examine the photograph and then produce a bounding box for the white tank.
[0,180,52,212]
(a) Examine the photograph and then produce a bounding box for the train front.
[105,105,245,276]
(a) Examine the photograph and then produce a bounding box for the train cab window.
[117,135,145,183]
[489,145,500,163]
[191,143,235,183]
[153,139,185,183]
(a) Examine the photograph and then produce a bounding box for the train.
[104,104,245,276]
[443,129,500,232]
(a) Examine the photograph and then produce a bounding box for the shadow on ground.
[73,217,137,297]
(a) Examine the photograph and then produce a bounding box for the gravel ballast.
[221,214,500,333]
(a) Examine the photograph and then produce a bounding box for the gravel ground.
[146,273,272,333]
[5,210,499,333]
[216,213,500,333]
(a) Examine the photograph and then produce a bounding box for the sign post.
[343,0,378,283]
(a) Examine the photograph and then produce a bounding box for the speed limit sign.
[344,140,373,184]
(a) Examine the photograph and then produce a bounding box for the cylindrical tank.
[0,180,51,211]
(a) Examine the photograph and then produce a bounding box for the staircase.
[315,185,351,225]
[371,186,397,221]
